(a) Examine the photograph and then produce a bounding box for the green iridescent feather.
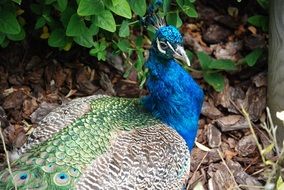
[0,97,166,190]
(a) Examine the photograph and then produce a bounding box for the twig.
[241,106,266,164]
[265,144,284,190]
[238,184,265,189]
[217,149,240,190]
[188,151,208,187]
[265,107,280,154]
[0,121,17,190]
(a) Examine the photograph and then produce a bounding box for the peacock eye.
[159,41,167,49]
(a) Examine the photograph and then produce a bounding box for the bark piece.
[227,160,262,189]
[22,98,39,119]
[208,163,236,190]
[235,134,257,156]
[252,72,267,87]
[201,101,223,119]
[215,115,249,131]
[244,34,266,50]
[207,124,222,148]
[203,24,231,44]
[2,90,26,110]
[243,86,266,121]
[211,41,242,61]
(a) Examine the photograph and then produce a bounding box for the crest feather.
[142,0,166,30]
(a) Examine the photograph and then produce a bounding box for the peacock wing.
[20,95,107,154]
[76,124,191,190]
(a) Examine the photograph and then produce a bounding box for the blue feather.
[141,26,204,150]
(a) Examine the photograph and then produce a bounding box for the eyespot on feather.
[13,171,30,186]
[53,172,71,186]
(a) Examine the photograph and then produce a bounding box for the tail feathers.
[0,161,79,190]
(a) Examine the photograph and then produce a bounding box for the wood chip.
[207,124,222,148]
[227,160,262,189]
[201,101,223,119]
[215,115,249,131]
[235,134,257,156]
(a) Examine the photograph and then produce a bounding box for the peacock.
[0,1,204,189]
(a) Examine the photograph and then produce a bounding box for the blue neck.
[141,49,204,150]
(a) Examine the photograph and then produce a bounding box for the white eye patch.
[156,38,166,54]
[166,41,176,53]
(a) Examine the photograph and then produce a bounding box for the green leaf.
[203,72,224,92]
[117,39,130,52]
[48,29,68,48]
[89,41,107,60]
[176,0,198,18]
[135,50,144,71]
[90,42,100,55]
[89,23,99,35]
[128,0,146,17]
[186,50,194,63]
[0,38,9,48]
[60,7,76,27]
[257,0,269,9]
[245,48,263,66]
[93,10,116,32]
[261,143,274,156]
[77,0,104,16]
[0,33,5,44]
[99,40,107,51]
[45,0,56,4]
[97,51,106,61]
[119,20,130,37]
[0,10,21,35]
[277,177,284,190]
[166,11,182,28]
[197,51,212,70]
[108,0,131,19]
[57,0,68,12]
[182,5,198,18]
[135,36,143,48]
[66,14,86,36]
[12,0,22,4]
[74,31,94,48]
[163,0,171,14]
[35,17,46,29]
[7,27,25,41]
[248,15,268,32]
[210,59,236,71]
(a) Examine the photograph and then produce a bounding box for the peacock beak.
[173,45,190,67]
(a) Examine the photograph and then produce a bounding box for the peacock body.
[0,3,204,189]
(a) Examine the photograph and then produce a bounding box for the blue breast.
[141,50,204,150]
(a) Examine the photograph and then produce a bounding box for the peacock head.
[152,25,190,66]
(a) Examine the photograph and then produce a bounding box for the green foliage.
[176,0,198,18]
[245,48,263,67]
[0,0,199,85]
[246,0,269,32]
[0,0,268,93]
[256,0,269,9]
[277,177,284,190]
[89,40,107,61]
[248,15,268,32]
[0,0,24,47]
[163,0,198,27]
[197,51,236,92]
